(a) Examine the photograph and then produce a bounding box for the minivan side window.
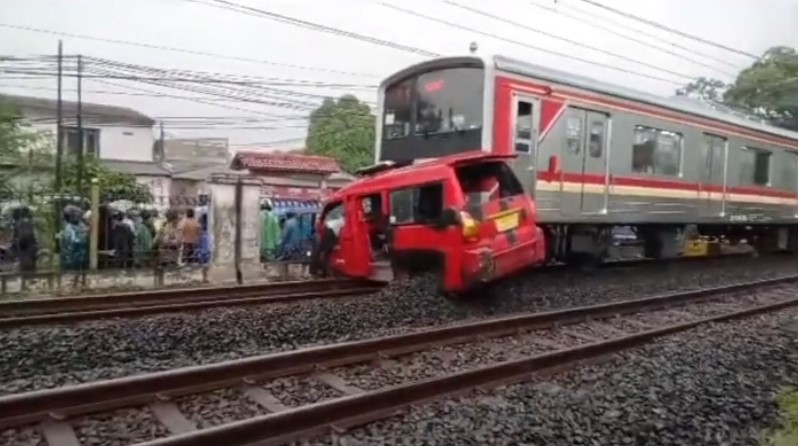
[389,182,444,225]
[321,201,345,234]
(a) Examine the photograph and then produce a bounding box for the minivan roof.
[331,151,517,199]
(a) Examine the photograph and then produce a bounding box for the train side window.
[782,151,798,191]
[588,120,604,158]
[631,125,683,176]
[566,116,582,154]
[740,147,771,186]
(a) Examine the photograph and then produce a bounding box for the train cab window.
[740,147,771,186]
[514,101,534,153]
[588,120,605,158]
[384,78,413,140]
[631,125,683,176]
[566,116,582,154]
[415,68,483,135]
[389,183,444,225]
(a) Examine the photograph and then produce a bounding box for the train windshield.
[380,65,485,162]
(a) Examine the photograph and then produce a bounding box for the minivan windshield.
[455,161,524,206]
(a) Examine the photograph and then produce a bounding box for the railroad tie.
[149,402,198,435]
[39,420,80,446]
[242,385,289,413]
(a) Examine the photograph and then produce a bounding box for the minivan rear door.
[455,160,532,245]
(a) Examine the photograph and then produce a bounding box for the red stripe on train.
[537,171,798,199]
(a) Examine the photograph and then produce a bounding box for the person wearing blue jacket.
[278,211,303,260]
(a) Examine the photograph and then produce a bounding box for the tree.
[305,94,375,173]
[0,99,152,203]
[724,46,798,130]
[676,46,798,131]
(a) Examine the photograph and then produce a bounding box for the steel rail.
[0,274,793,430]
[0,279,384,328]
[138,294,798,446]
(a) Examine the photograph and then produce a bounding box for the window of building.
[588,120,605,158]
[739,147,771,186]
[63,126,100,157]
[566,116,582,154]
[389,183,444,225]
[631,125,682,176]
[414,68,484,135]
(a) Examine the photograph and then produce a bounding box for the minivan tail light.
[460,211,480,240]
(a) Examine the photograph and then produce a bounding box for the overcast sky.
[1,0,796,151]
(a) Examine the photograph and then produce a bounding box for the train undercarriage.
[544,223,798,268]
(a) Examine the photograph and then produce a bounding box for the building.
[230,151,346,210]
[0,93,156,162]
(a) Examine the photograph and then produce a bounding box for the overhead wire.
[524,0,738,77]
[0,23,381,78]
[446,1,699,81]
[573,0,761,60]
[381,2,684,86]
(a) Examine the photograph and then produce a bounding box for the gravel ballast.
[318,308,798,446]
[2,257,797,394]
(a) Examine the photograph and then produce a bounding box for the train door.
[511,95,540,195]
[701,134,728,217]
[562,108,610,215]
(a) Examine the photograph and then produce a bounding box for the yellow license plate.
[494,212,519,232]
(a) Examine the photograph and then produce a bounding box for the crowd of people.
[259,201,316,262]
[2,198,319,273]
[1,204,212,273]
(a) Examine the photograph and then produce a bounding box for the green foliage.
[305,94,375,173]
[677,46,798,131]
[59,157,153,203]
[724,46,798,130]
[764,388,798,446]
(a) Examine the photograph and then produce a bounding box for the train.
[310,53,798,292]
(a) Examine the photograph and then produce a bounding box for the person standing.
[278,211,302,260]
[12,206,37,273]
[179,208,201,264]
[260,201,280,262]
[154,209,180,267]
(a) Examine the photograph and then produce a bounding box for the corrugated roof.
[100,159,171,176]
[231,150,340,174]
[0,93,155,126]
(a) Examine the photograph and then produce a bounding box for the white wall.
[26,111,155,162]
[135,175,172,206]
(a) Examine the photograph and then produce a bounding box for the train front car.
[376,57,490,163]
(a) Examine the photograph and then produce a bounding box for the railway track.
[0,279,384,328]
[1,274,796,446]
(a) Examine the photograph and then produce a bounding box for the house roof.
[0,93,155,126]
[100,159,171,176]
[231,150,340,174]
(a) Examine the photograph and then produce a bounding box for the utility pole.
[159,121,165,162]
[54,40,64,190]
[76,54,84,194]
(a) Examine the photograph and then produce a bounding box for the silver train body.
[374,54,798,255]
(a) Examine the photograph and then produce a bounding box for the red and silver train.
[376,54,798,263]
[311,54,798,293]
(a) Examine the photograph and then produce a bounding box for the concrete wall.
[135,175,172,207]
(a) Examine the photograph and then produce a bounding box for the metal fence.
[0,183,321,297]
